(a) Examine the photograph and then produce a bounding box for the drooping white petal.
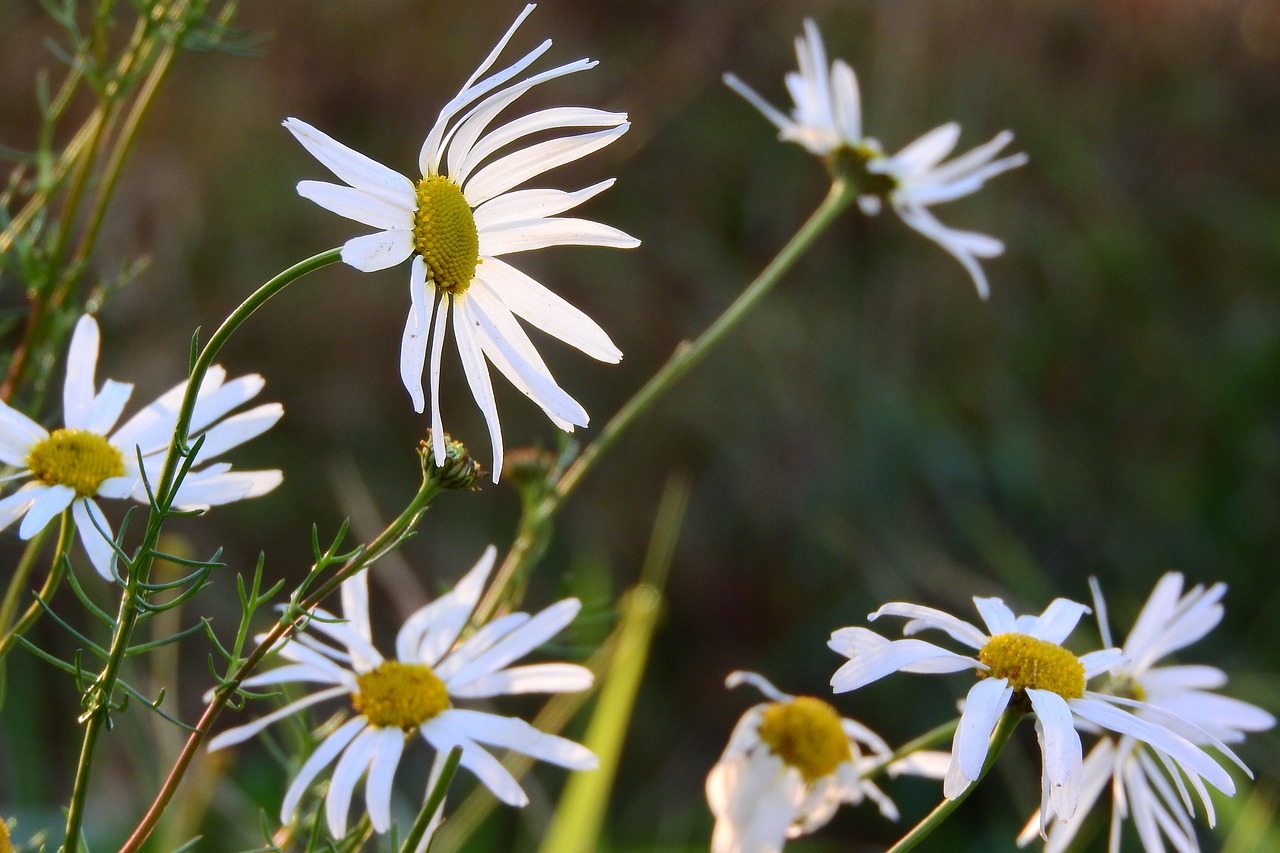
[325,724,382,839]
[296,181,414,231]
[946,677,1013,797]
[399,259,432,415]
[725,670,792,703]
[364,728,405,833]
[340,229,415,272]
[439,708,597,769]
[428,288,450,462]
[283,118,416,207]
[451,297,504,480]
[1027,688,1083,822]
[280,716,368,824]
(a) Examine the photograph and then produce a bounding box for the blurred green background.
[1,0,1278,849]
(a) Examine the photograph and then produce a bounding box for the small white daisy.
[284,3,637,481]
[829,595,1237,834]
[707,671,907,853]
[1018,574,1274,853]
[724,19,1026,298]
[0,314,282,579]
[208,546,597,840]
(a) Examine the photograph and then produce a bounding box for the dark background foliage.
[1,0,1278,849]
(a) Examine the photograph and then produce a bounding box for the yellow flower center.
[413,175,479,295]
[353,661,449,730]
[977,633,1085,699]
[0,817,10,853]
[757,696,852,783]
[25,428,124,497]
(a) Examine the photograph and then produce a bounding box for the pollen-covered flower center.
[413,175,479,295]
[757,696,852,783]
[26,428,124,496]
[353,661,449,730]
[977,632,1085,699]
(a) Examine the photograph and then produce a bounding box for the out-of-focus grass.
[1,0,1277,849]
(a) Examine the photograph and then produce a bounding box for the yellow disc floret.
[353,661,449,730]
[26,428,124,497]
[413,175,480,295]
[757,696,852,783]
[977,633,1086,699]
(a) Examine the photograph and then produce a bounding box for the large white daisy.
[284,3,637,481]
[208,546,597,840]
[1017,574,1273,852]
[829,595,1237,834]
[0,314,282,579]
[724,18,1026,298]
[707,670,930,853]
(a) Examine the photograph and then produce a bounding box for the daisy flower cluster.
[285,2,637,481]
[209,546,595,840]
[725,19,1027,298]
[0,314,281,579]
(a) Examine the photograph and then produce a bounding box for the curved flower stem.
[0,510,74,661]
[120,469,446,853]
[63,248,342,852]
[402,747,463,853]
[885,707,1025,853]
[474,179,858,622]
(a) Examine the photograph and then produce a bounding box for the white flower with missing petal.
[725,19,1026,298]
[707,671,918,853]
[283,3,636,481]
[1017,574,1273,853]
[208,546,596,840]
[829,595,1238,836]
[0,314,282,580]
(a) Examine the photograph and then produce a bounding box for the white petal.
[283,118,416,207]
[725,670,792,703]
[296,180,413,231]
[399,259,432,414]
[472,180,615,230]
[207,685,350,751]
[460,106,627,185]
[420,719,527,806]
[947,677,1013,796]
[80,379,133,436]
[169,469,282,508]
[829,630,976,693]
[73,498,118,580]
[444,598,581,691]
[340,568,374,652]
[62,315,102,428]
[971,597,1018,636]
[892,122,961,173]
[0,400,46,464]
[475,256,620,362]
[280,716,368,824]
[431,613,530,681]
[439,708,597,769]
[340,229,415,272]
[450,297,504,481]
[1079,648,1127,679]
[428,287,450,461]
[325,725,382,839]
[190,403,282,461]
[1027,688,1082,822]
[1027,599,1091,645]
[872,601,989,648]
[365,728,405,833]
[463,124,629,207]
[831,60,862,143]
[20,484,74,540]
[449,662,593,698]
[480,216,639,256]
[237,663,346,690]
[414,545,496,667]
[0,483,40,532]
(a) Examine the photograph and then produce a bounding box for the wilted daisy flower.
[284,3,636,481]
[707,671,914,853]
[208,546,597,840]
[0,314,281,579]
[829,595,1237,833]
[1017,574,1273,852]
[724,19,1026,298]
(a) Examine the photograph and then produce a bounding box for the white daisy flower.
[283,3,637,481]
[1017,574,1273,853]
[707,671,909,853]
[829,595,1237,835]
[0,314,282,580]
[208,546,597,840]
[724,19,1026,298]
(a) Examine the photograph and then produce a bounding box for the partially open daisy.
[829,595,1237,833]
[707,671,915,853]
[724,19,1026,298]
[284,3,636,481]
[0,314,282,579]
[208,546,596,840]
[1017,574,1273,852]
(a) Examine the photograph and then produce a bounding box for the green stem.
[402,747,463,853]
[863,717,960,783]
[0,510,74,661]
[120,469,443,853]
[886,707,1024,853]
[474,179,858,622]
[62,248,341,852]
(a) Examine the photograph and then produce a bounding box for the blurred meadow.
[1,0,1279,849]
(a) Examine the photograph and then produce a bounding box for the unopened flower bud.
[418,432,482,490]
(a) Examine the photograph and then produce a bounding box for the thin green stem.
[863,717,960,783]
[0,525,52,639]
[474,179,858,623]
[0,510,74,660]
[63,248,341,852]
[886,707,1025,853]
[402,747,463,853]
